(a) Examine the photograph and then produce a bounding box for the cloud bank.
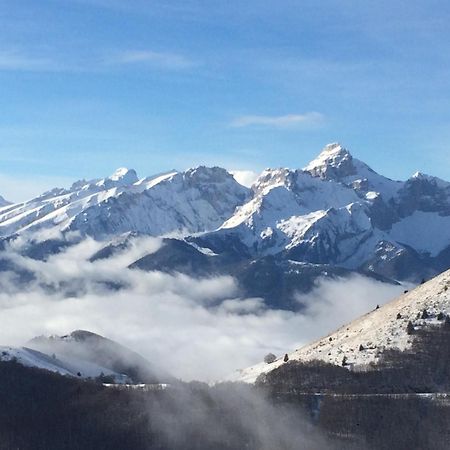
[0,236,405,381]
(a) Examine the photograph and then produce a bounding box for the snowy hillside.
[0,167,249,239]
[235,268,450,383]
[0,330,174,384]
[0,345,129,382]
[28,330,174,384]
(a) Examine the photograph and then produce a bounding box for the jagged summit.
[251,168,292,195]
[304,142,358,180]
[97,167,139,188]
[184,166,237,184]
[306,142,350,164]
[302,142,404,200]
[109,167,139,184]
[410,171,450,188]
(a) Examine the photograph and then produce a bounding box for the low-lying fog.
[0,235,405,381]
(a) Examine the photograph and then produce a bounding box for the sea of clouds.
[0,234,406,381]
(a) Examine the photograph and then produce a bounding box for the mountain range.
[1,142,450,308]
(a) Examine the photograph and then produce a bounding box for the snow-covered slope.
[28,330,174,384]
[0,330,173,384]
[0,167,249,239]
[235,268,450,383]
[0,345,129,382]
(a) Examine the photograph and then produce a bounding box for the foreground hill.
[1,340,449,449]
[0,360,332,450]
[236,268,450,383]
[1,330,174,384]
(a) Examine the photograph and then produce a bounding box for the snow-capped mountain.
[0,167,249,239]
[236,268,450,383]
[195,143,450,282]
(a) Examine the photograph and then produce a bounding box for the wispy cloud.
[230,112,324,129]
[0,50,61,72]
[109,50,196,70]
[0,47,196,73]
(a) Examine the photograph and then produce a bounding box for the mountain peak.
[252,168,292,195]
[411,171,438,181]
[410,171,450,189]
[304,142,354,178]
[184,166,235,184]
[94,168,139,189]
[109,167,139,184]
[322,142,348,155]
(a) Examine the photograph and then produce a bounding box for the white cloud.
[230,112,324,129]
[0,50,60,72]
[230,170,259,187]
[0,47,195,73]
[108,50,196,70]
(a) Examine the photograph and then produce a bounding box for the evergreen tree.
[407,321,415,335]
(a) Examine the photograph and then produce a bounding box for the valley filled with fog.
[0,234,404,381]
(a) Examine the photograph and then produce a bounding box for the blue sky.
[1,0,450,201]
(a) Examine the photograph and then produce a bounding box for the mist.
[142,382,339,450]
[0,236,406,381]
